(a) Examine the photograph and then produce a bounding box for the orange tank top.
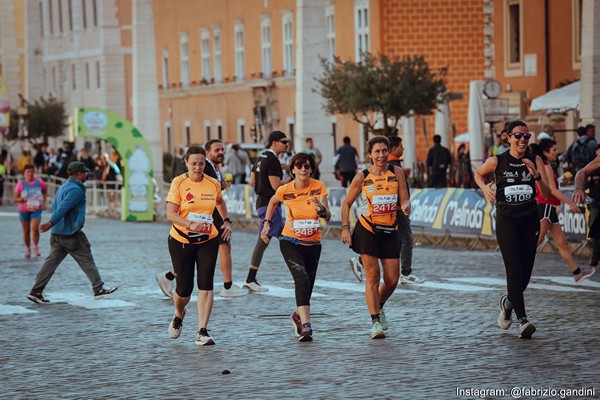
[359,167,399,234]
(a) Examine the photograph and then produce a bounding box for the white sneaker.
[371,321,385,339]
[168,308,186,339]
[220,284,249,298]
[156,273,174,299]
[379,308,389,331]
[243,280,269,293]
[349,257,363,282]
[195,328,215,346]
[400,273,425,284]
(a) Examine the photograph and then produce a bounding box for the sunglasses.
[294,163,311,170]
[510,132,531,140]
[279,140,289,144]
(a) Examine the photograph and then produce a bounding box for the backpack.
[571,137,594,170]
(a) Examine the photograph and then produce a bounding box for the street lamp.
[17,94,29,138]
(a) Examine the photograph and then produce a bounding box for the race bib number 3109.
[504,184,533,203]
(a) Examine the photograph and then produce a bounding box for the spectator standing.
[18,150,33,172]
[426,134,452,188]
[0,155,5,205]
[491,130,509,156]
[456,144,474,188]
[562,126,597,172]
[26,162,117,304]
[304,138,323,180]
[79,148,96,173]
[171,146,187,179]
[334,136,359,188]
[224,144,250,184]
[34,143,49,173]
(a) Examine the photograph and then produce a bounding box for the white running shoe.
[497,295,512,330]
[168,309,186,339]
[349,257,363,282]
[371,321,385,339]
[195,328,215,346]
[400,273,425,284]
[379,308,389,331]
[518,320,536,339]
[156,273,174,299]
[220,284,249,298]
[243,280,269,293]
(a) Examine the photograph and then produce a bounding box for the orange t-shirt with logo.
[359,168,399,234]
[275,179,328,244]
[167,173,222,244]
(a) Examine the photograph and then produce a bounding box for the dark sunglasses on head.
[279,140,289,144]
[510,132,531,140]
[294,162,311,170]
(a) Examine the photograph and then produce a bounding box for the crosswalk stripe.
[419,281,495,292]
[47,291,136,308]
[537,275,600,288]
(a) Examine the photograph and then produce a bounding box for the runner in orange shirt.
[261,152,331,342]
[340,136,411,339]
[166,146,233,346]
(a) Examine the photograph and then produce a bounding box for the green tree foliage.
[8,96,68,143]
[316,53,447,137]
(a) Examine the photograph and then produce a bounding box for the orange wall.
[382,0,485,160]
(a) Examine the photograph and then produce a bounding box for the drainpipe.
[544,0,550,91]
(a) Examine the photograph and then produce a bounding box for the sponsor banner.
[222,184,248,219]
[0,75,9,135]
[440,189,488,235]
[559,188,587,241]
[222,185,587,242]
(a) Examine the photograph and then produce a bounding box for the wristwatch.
[224,217,232,224]
[534,174,542,181]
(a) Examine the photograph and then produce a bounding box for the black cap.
[267,131,287,147]
[67,161,91,175]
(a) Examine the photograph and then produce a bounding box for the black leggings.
[495,212,540,320]
[168,235,219,296]
[279,240,322,307]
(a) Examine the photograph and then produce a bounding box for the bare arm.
[573,155,600,203]
[250,171,255,187]
[393,166,411,215]
[544,164,580,213]
[340,173,364,246]
[215,199,232,241]
[268,175,291,190]
[474,157,498,202]
[532,156,551,200]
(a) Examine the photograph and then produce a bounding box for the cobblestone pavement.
[1,204,599,399]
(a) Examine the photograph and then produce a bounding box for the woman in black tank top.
[474,121,550,339]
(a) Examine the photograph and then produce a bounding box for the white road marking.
[536,275,600,288]
[447,277,595,292]
[0,304,37,314]
[315,279,421,294]
[47,291,136,308]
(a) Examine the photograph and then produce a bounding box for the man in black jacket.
[426,135,451,188]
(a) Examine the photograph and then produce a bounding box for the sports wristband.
[224,217,232,224]
[263,219,271,224]
[534,174,541,181]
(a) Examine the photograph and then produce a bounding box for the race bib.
[504,184,533,204]
[187,212,212,234]
[372,194,397,216]
[26,199,41,211]
[293,219,320,239]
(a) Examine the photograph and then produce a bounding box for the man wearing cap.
[27,161,117,304]
[244,131,291,292]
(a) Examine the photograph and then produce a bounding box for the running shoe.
[220,284,248,298]
[156,273,174,299]
[371,321,385,339]
[299,323,313,342]
[518,319,536,339]
[400,273,425,284]
[195,328,215,346]
[574,267,596,284]
[168,308,186,339]
[94,287,118,299]
[243,280,269,293]
[498,294,512,330]
[379,308,389,331]
[33,245,41,257]
[290,311,302,337]
[349,257,363,282]
[25,247,31,258]
[27,292,49,304]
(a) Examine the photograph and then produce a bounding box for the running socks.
[246,268,258,283]
[573,267,581,275]
[224,281,232,290]
[166,271,176,281]
[371,314,380,323]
